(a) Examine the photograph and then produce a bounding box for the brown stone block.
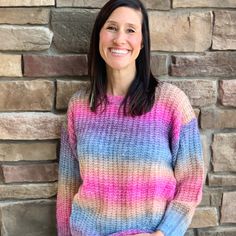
[190,207,218,228]
[0,54,22,77]
[0,0,55,6]
[0,200,56,236]
[0,112,64,140]
[151,54,168,76]
[171,52,236,77]
[201,108,236,129]
[149,11,212,52]
[2,163,58,183]
[57,0,107,7]
[221,192,236,223]
[144,0,171,10]
[208,174,236,187]
[0,26,53,51]
[173,0,236,8]
[0,80,53,111]
[213,11,236,50]
[0,8,50,24]
[0,142,57,162]
[0,183,57,199]
[212,133,236,172]
[198,227,236,236]
[168,80,217,107]
[56,80,89,110]
[219,80,236,107]
[52,9,98,53]
[24,54,88,77]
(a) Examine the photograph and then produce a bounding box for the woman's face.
[99,6,143,72]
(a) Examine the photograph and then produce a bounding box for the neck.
[106,66,136,96]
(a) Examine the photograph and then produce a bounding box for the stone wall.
[0,0,235,235]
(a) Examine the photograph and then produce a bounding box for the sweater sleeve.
[56,100,81,236]
[156,91,204,236]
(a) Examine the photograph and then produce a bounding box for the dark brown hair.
[88,0,158,116]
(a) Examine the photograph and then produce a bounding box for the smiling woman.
[56,0,204,236]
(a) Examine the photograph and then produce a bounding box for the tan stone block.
[208,174,236,187]
[0,54,22,77]
[219,80,236,107]
[0,8,50,24]
[213,11,236,50]
[221,192,236,223]
[0,142,57,161]
[0,200,56,236]
[0,183,57,199]
[212,133,236,172]
[2,163,58,183]
[0,80,53,111]
[149,11,213,52]
[0,26,53,51]
[190,207,218,228]
[56,80,89,110]
[57,0,106,7]
[201,108,236,129]
[168,80,217,107]
[0,0,54,6]
[151,54,168,76]
[144,0,170,10]
[0,113,64,140]
[173,0,236,8]
[198,227,236,236]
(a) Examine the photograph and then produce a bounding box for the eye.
[127,28,135,33]
[107,26,117,31]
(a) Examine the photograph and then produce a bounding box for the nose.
[113,31,126,45]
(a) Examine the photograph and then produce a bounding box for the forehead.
[106,6,142,26]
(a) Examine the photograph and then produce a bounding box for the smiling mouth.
[110,48,129,55]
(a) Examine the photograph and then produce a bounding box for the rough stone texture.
[198,227,236,236]
[168,79,217,107]
[173,0,236,8]
[0,142,57,161]
[0,183,57,199]
[149,11,213,52]
[57,0,107,7]
[219,80,236,107]
[2,163,58,183]
[221,192,236,223]
[0,80,53,111]
[208,174,236,187]
[0,54,22,77]
[212,133,236,172]
[144,0,171,10]
[213,11,236,50]
[201,135,211,181]
[0,26,53,51]
[0,8,50,24]
[24,54,88,77]
[151,54,168,76]
[199,191,211,206]
[52,9,98,53]
[185,230,195,236]
[0,113,64,140]
[0,200,56,236]
[190,207,218,228]
[201,108,236,129]
[202,187,223,207]
[0,0,54,6]
[56,80,88,110]
[171,52,236,77]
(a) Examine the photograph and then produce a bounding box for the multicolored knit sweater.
[57,82,204,236]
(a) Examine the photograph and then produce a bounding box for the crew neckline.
[106,94,125,105]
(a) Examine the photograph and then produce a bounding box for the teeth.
[111,49,128,55]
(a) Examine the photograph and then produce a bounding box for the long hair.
[88,0,158,116]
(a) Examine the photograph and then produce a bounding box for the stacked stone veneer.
[0,0,235,235]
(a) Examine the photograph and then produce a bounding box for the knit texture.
[57,82,204,236]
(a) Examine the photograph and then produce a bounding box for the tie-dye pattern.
[57,82,204,236]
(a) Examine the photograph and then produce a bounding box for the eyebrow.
[106,20,139,28]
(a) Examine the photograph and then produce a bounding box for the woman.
[57,0,204,235]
